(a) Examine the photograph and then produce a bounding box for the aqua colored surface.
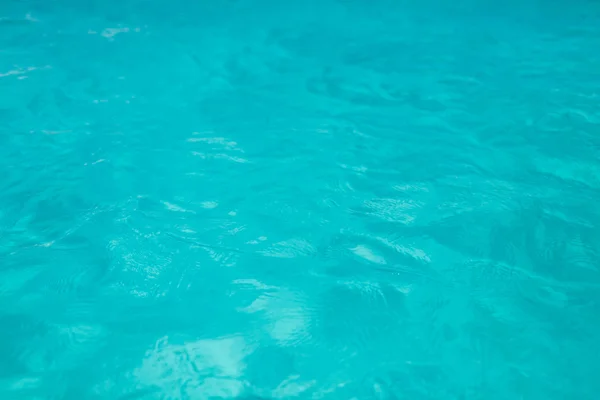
[1,0,600,399]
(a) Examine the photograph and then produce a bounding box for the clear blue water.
[1,0,600,398]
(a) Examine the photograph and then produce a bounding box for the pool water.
[1,0,600,398]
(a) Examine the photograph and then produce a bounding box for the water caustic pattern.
[1,0,600,398]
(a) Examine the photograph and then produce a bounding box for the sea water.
[1,0,599,399]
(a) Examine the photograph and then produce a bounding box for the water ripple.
[1,0,600,399]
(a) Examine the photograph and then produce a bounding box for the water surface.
[1,0,600,398]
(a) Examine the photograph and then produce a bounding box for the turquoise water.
[2,0,600,398]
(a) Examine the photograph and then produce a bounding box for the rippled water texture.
[2,0,600,398]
